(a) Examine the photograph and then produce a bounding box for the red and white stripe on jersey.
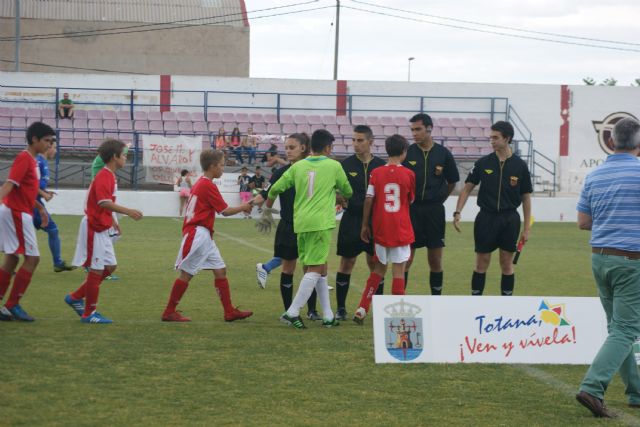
[0,205,39,256]
[182,177,228,237]
[367,164,415,247]
[85,168,117,232]
[175,226,226,275]
[72,216,117,270]
[3,150,40,214]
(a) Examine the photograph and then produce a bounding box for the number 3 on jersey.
[384,183,400,213]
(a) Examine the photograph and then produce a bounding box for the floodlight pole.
[333,0,340,80]
[14,0,20,71]
[408,57,415,82]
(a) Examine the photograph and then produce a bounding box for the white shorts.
[175,226,226,276]
[375,243,411,265]
[0,204,39,256]
[72,216,117,270]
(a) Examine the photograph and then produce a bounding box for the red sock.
[72,270,112,300]
[164,278,189,315]
[214,278,234,314]
[392,277,405,295]
[0,268,11,301]
[358,272,383,313]
[82,271,104,317]
[5,268,33,309]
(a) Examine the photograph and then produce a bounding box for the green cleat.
[322,317,340,328]
[54,261,76,272]
[280,312,306,329]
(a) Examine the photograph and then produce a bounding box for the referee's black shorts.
[410,202,445,249]
[337,210,374,258]
[274,220,298,260]
[473,210,520,253]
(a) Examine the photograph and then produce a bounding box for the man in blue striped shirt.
[576,117,640,418]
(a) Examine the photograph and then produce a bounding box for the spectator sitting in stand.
[230,127,244,164]
[215,127,227,150]
[58,93,74,119]
[241,128,257,165]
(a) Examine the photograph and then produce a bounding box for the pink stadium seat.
[431,127,442,137]
[436,118,452,127]
[133,111,148,121]
[164,121,178,132]
[479,147,493,155]
[72,110,87,120]
[10,129,23,138]
[267,123,281,134]
[456,127,471,138]
[162,111,177,121]
[59,130,74,140]
[466,147,481,156]
[398,126,411,138]
[237,122,250,133]
[223,122,237,131]
[479,118,492,128]
[11,108,27,118]
[249,113,264,124]
[339,125,352,136]
[446,140,462,148]
[442,127,456,138]
[119,132,134,142]
[73,119,89,130]
[41,109,56,119]
[0,107,10,117]
[208,122,223,132]
[191,112,205,122]
[59,120,73,130]
[103,120,118,131]
[322,115,337,125]
[323,125,338,136]
[193,122,208,134]
[179,121,194,133]
[310,124,324,133]
[148,111,162,121]
[351,116,366,126]
[252,123,267,134]
[42,118,56,128]
[26,117,41,126]
[102,111,116,120]
[380,116,394,126]
[370,125,383,136]
[280,114,294,124]
[465,118,480,128]
[26,108,41,118]
[74,130,89,139]
[222,113,236,122]
[149,121,164,134]
[0,117,10,127]
[282,124,296,134]
[393,117,407,127]
[451,118,465,128]
[307,115,322,125]
[451,146,466,156]
[383,126,397,136]
[134,121,149,132]
[484,128,492,137]
[470,127,484,138]
[293,114,307,125]
[235,113,249,123]
[336,115,350,126]
[366,116,380,126]
[89,131,104,140]
[176,112,191,122]
[257,142,271,151]
[87,110,102,120]
[207,112,221,122]
[264,114,278,124]
[296,124,311,134]
[118,120,133,131]
[0,136,10,145]
[10,117,26,128]
[116,111,130,121]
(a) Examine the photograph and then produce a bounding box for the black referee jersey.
[402,143,459,203]
[261,164,294,223]
[341,154,385,213]
[466,152,533,212]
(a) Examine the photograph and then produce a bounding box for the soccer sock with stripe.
[5,268,33,309]
[335,272,350,310]
[392,277,405,295]
[315,276,333,320]
[214,278,234,314]
[164,278,189,314]
[280,273,294,310]
[71,270,111,300]
[430,271,443,295]
[0,268,11,301]
[471,271,486,296]
[307,289,318,313]
[82,271,104,317]
[358,272,382,312]
[375,278,385,295]
[263,257,282,274]
[286,272,320,317]
[501,274,515,296]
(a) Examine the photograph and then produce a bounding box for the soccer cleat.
[256,263,268,289]
[322,317,340,328]
[54,261,76,272]
[81,312,113,324]
[8,304,35,322]
[280,312,306,329]
[353,307,367,325]
[104,274,120,281]
[64,294,85,317]
[162,311,192,322]
[224,307,253,322]
[335,308,348,321]
[0,306,13,321]
[307,310,322,321]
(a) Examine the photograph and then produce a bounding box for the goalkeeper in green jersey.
[267,129,353,329]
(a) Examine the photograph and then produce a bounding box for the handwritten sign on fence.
[142,135,202,185]
[372,296,607,364]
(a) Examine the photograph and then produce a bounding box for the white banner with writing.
[372,296,607,364]
[142,135,202,185]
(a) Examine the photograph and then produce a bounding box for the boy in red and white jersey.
[64,139,143,324]
[0,122,55,321]
[353,134,416,324]
[161,149,253,322]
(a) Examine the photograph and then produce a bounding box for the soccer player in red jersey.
[353,135,416,324]
[64,139,143,324]
[0,122,55,321]
[161,149,254,322]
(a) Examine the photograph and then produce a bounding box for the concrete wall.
[0,19,249,77]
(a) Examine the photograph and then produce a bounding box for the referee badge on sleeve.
[510,176,519,186]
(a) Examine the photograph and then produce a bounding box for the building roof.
[1,0,248,27]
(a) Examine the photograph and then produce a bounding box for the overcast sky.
[245,0,640,86]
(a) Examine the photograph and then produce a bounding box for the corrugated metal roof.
[0,0,247,26]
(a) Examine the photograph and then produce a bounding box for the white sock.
[315,275,333,320]
[286,272,320,317]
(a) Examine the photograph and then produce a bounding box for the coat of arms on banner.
[384,299,423,361]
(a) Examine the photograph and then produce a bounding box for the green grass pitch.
[3,216,636,426]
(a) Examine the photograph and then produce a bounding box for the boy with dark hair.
[353,135,416,324]
[453,121,533,296]
[238,166,252,219]
[267,129,352,329]
[65,139,143,324]
[161,149,253,322]
[0,121,55,321]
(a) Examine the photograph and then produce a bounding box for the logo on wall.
[384,299,423,361]
[592,112,638,154]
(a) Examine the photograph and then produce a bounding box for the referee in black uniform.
[335,125,386,320]
[453,121,533,296]
[402,113,459,295]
